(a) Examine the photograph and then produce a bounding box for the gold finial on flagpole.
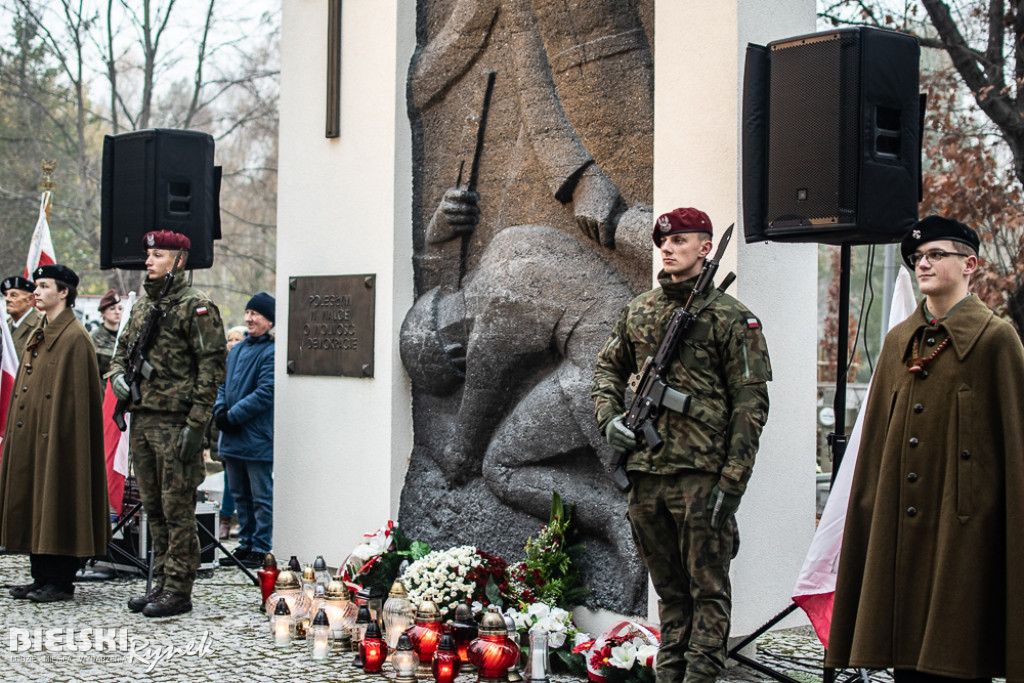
[39,159,57,192]
[39,159,56,221]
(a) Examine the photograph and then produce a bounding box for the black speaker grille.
[766,32,860,228]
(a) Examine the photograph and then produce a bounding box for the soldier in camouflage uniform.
[592,208,771,683]
[109,230,227,618]
[89,289,121,396]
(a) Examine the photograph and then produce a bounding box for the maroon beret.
[143,230,191,251]
[652,207,713,246]
[99,288,121,311]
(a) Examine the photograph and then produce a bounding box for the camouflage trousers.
[627,471,740,683]
[129,411,205,596]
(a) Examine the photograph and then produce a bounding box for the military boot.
[143,590,193,618]
[128,585,164,613]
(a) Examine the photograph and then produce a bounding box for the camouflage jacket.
[591,272,772,495]
[89,324,118,379]
[109,275,227,431]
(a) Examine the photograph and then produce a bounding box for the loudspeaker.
[101,128,221,269]
[743,27,922,245]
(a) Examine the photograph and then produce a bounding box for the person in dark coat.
[213,293,275,570]
[827,216,1024,682]
[3,275,44,359]
[0,264,111,602]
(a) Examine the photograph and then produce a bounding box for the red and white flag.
[0,307,19,455]
[792,267,917,648]
[24,191,56,277]
[103,293,136,512]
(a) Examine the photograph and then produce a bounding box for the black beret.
[901,215,980,268]
[1,276,35,294]
[33,264,79,288]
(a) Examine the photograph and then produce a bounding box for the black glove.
[706,484,742,530]
[214,408,241,434]
[176,425,204,462]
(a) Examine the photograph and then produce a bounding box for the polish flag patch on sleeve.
[196,306,209,316]
[746,316,760,329]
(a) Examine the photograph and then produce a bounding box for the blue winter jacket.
[214,332,274,461]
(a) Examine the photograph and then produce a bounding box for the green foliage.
[506,490,589,608]
[556,649,590,677]
[357,526,430,595]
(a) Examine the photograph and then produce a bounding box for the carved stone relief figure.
[399,0,654,614]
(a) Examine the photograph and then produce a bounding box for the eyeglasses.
[907,250,969,268]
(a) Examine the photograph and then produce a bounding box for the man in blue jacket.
[214,292,275,569]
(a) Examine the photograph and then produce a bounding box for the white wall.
[654,0,818,634]
[275,0,414,566]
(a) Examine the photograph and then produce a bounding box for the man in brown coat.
[0,264,110,602]
[827,216,1024,682]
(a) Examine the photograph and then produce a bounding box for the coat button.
[32,352,38,357]
[920,370,929,378]
[16,421,22,428]
[907,507,917,517]
[961,450,971,460]
[909,437,919,447]
[22,387,27,392]
[25,368,31,374]
[45,393,51,399]
[907,472,918,482]
[913,403,923,413]
[926,337,936,346]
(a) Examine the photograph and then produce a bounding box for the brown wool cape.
[826,296,1024,681]
[0,308,111,557]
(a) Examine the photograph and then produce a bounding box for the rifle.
[609,224,736,491]
[458,69,497,288]
[112,251,184,431]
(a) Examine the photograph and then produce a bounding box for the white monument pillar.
[654,1,818,633]
[275,0,415,564]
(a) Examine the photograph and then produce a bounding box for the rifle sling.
[657,285,729,417]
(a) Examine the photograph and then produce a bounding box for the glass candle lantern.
[307,607,334,661]
[301,563,318,602]
[322,578,358,640]
[352,604,373,667]
[312,555,331,590]
[382,579,415,650]
[270,599,294,647]
[406,598,443,675]
[392,633,419,683]
[355,584,384,625]
[468,607,521,683]
[257,553,280,610]
[451,602,478,671]
[503,614,524,683]
[288,555,301,572]
[360,621,389,673]
[266,569,311,632]
[524,628,549,683]
[432,633,459,683]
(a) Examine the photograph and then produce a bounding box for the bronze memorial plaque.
[287,274,375,377]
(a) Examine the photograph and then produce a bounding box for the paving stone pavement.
[0,550,885,683]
